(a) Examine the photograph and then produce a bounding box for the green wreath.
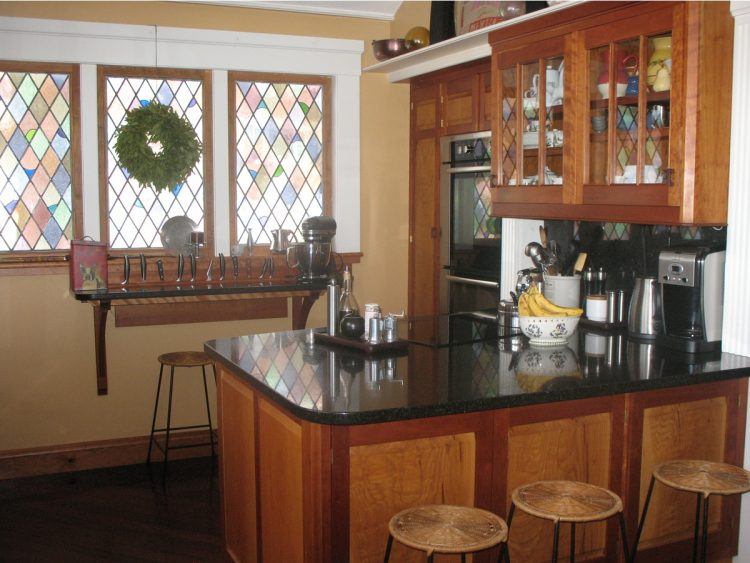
[114,101,202,193]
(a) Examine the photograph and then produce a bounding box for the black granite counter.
[205,326,750,425]
[74,279,328,301]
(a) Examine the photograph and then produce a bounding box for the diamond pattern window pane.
[105,75,204,249]
[0,70,73,251]
[474,172,499,239]
[500,67,517,185]
[234,79,325,245]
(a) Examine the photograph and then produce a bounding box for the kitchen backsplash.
[542,220,727,290]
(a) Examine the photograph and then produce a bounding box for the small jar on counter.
[364,303,381,338]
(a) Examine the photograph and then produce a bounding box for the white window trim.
[0,16,363,253]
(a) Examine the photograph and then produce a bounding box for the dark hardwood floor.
[0,457,227,562]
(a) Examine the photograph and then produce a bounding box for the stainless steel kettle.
[627,276,663,339]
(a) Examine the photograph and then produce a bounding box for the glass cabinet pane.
[521,61,540,185]
[589,45,609,184]
[543,56,564,185]
[587,34,671,186]
[613,38,639,184]
[500,67,518,185]
[644,33,671,184]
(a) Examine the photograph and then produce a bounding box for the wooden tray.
[313,332,409,355]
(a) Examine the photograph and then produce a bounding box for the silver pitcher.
[628,276,663,339]
[270,229,295,253]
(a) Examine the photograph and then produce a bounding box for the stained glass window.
[232,75,330,245]
[0,66,77,252]
[103,69,207,249]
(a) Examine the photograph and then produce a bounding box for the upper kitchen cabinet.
[489,1,734,225]
[411,59,491,138]
[491,36,575,208]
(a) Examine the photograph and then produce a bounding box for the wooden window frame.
[97,66,214,257]
[228,71,332,254]
[0,61,82,270]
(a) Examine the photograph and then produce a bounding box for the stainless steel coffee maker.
[286,216,337,281]
[657,245,725,353]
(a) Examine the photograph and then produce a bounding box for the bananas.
[518,284,583,317]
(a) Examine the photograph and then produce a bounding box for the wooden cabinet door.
[490,36,570,217]
[502,397,625,562]
[218,368,259,563]
[624,380,747,562]
[409,136,440,317]
[411,82,441,139]
[580,5,680,223]
[443,74,478,135]
[479,70,493,132]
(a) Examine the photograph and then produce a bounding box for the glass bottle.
[338,266,360,326]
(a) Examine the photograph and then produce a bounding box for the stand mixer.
[286,216,337,281]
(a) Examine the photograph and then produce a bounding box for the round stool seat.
[512,480,623,523]
[654,460,750,496]
[388,505,508,555]
[157,351,213,368]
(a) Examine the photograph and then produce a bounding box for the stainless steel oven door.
[446,274,499,314]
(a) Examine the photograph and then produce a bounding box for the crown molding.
[176,0,402,21]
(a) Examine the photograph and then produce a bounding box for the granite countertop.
[74,278,328,301]
[205,324,750,425]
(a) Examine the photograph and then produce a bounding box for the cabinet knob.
[664,168,675,187]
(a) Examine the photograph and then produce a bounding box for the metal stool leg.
[701,495,710,563]
[147,363,164,463]
[569,522,575,563]
[551,520,560,563]
[501,502,516,563]
[632,475,656,561]
[162,366,175,483]
[201,365,216,458]
[427,554,434,563]
[618,511,631,563]
[383,534,393,563]
[692,493,703,563]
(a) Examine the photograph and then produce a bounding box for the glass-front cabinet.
[493,37,568,206]
[488,2,732,225]
[587,35,672,187]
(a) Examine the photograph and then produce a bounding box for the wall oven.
[440,132,501,314]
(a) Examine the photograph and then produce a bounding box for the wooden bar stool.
[632,459,750,563]
[146,351,217,477]
[383,504,508,562]
[501,480,630,563]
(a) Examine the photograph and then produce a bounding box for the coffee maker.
[657,245,725,353]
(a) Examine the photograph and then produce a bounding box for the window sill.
[0,255,69,276]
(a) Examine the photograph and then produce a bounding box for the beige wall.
[0,1,411,451]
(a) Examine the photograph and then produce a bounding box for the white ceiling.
[179,0,403,20]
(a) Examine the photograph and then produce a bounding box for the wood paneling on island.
[349,433,476,563]
[215,365,747,563]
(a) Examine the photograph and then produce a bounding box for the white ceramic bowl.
[514,346,581,392]
[519,315,580,346]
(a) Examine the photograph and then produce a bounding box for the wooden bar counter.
[205,325,750,563]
